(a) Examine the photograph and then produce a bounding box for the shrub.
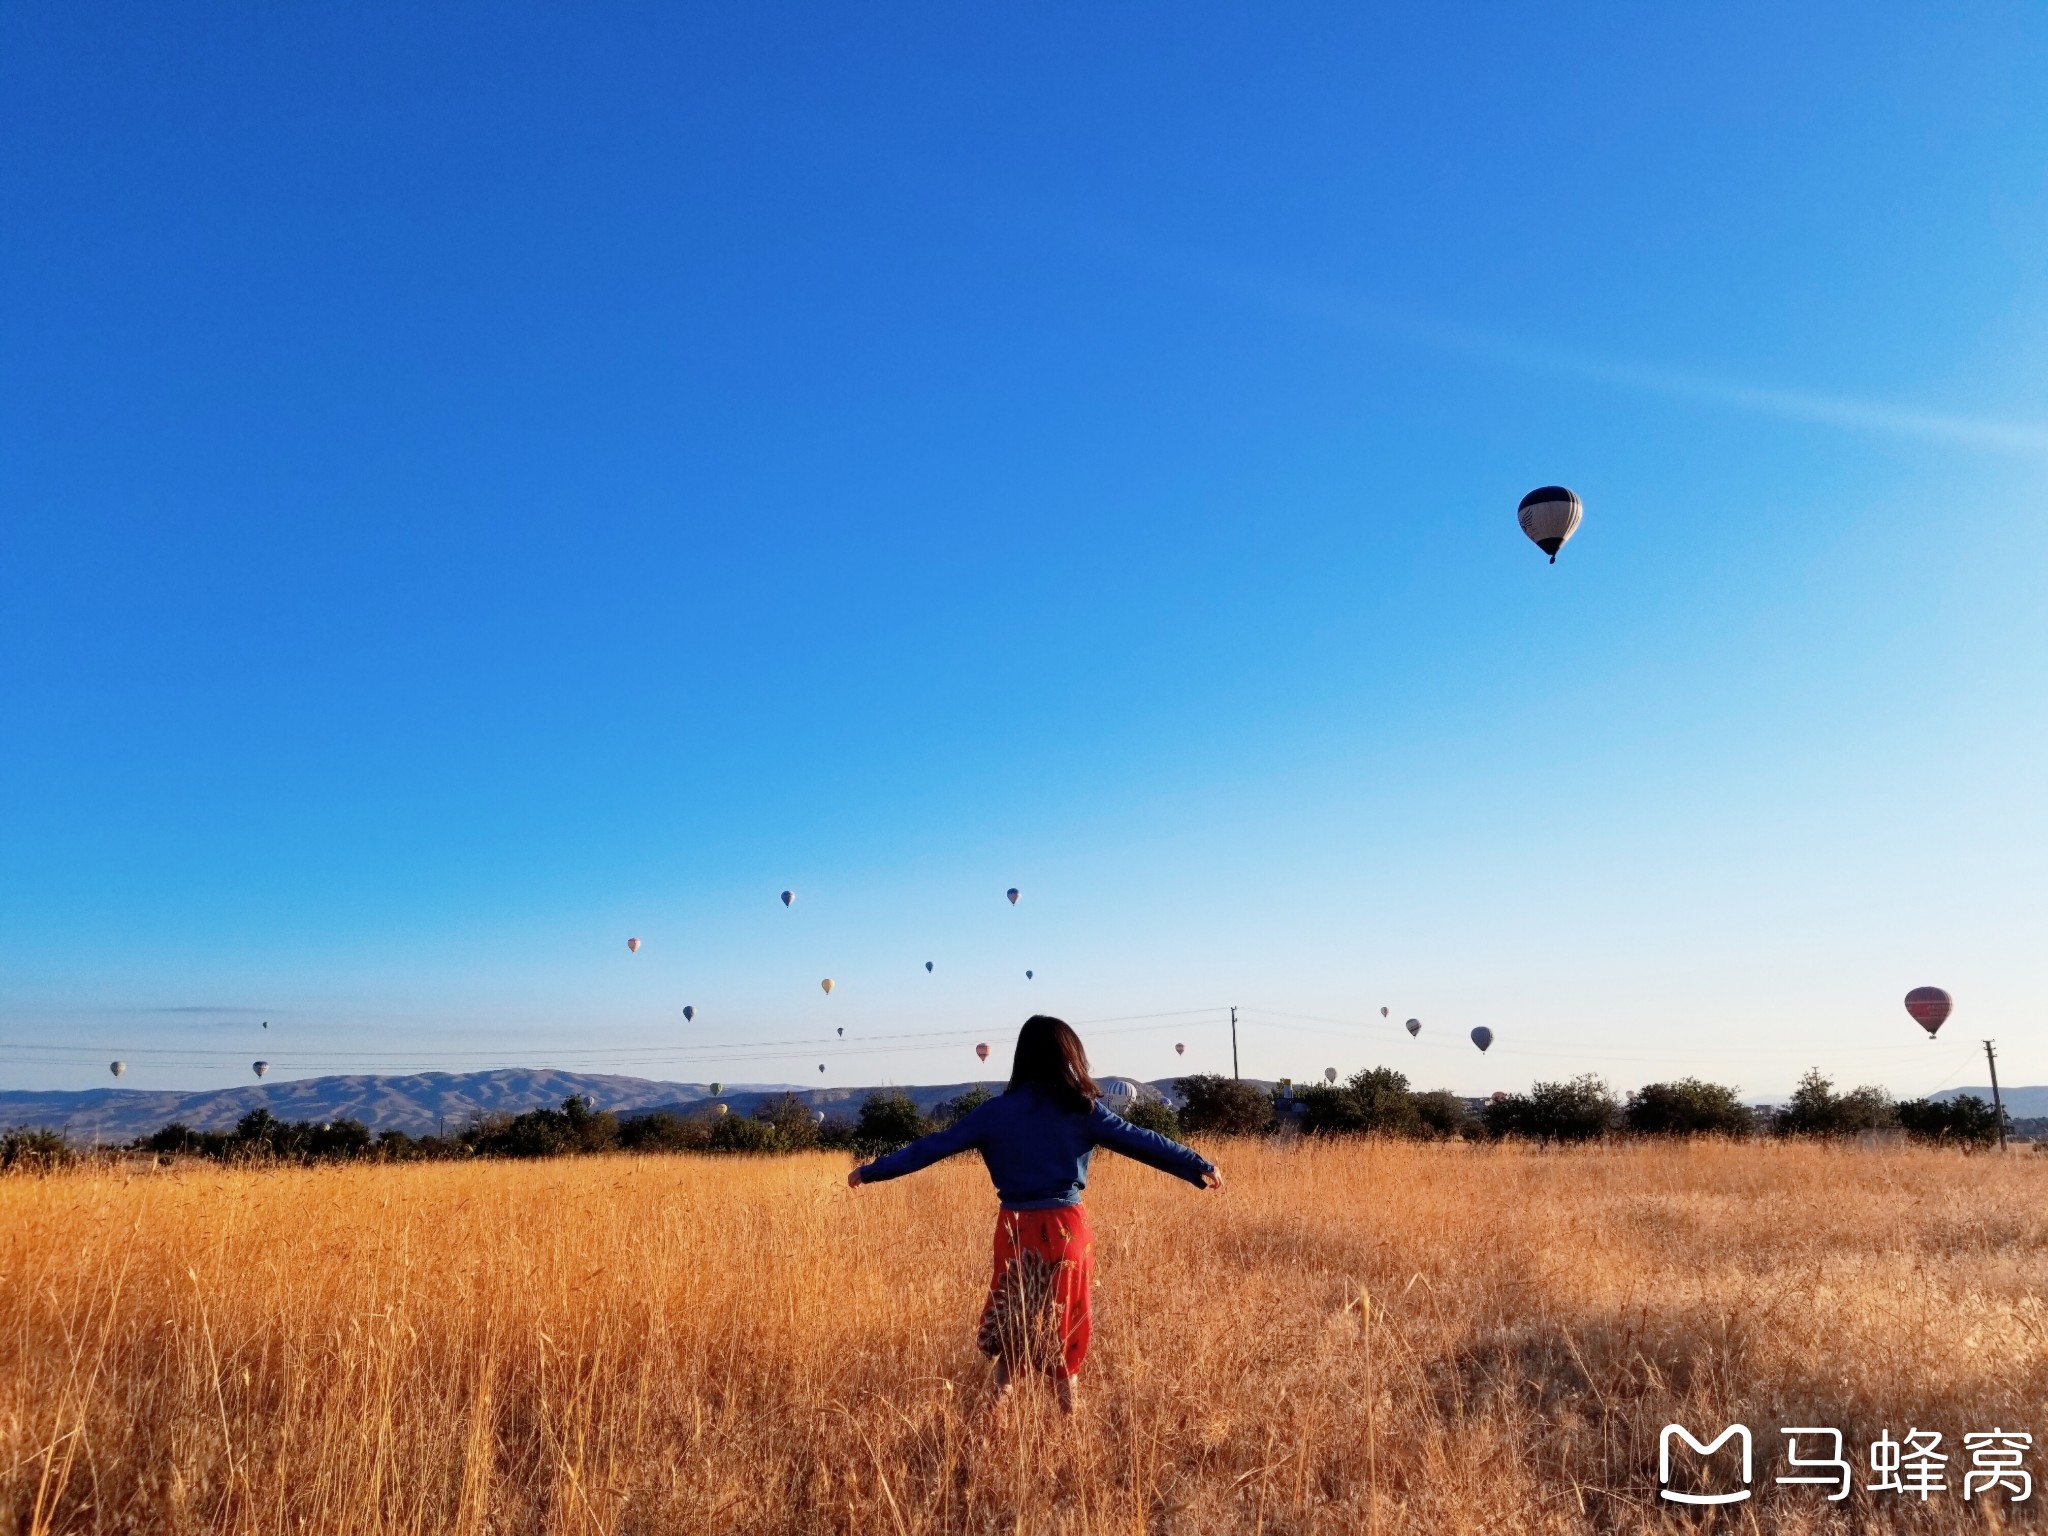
[1897,1094,2005,1149]
[1486,1075,1618,1144]
[853,1092,927,1154]
[934,1086,993,1126]
[1119,1097,1183,1141]
[466,1096,620,1158]
[754,1094,821,1151]
[708,1113,779,1152]
[1296,1067,1420,1137]
[619,1109,713,1153]
[1625,1079,1754,1137]
[0,1127,74,1172]
[1412,1089,1475,1140]
[1776,1071,1896,1138]
[1174,1075,1275,1136]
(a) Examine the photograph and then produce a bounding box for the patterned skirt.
[976,1204,1094,1379]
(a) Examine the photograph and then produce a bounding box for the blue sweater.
[855,1087,1215,1210]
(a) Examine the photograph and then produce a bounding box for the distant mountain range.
[1933,1086,2048,1117]
[0,1069,1175,1142]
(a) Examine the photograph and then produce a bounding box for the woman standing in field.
[847,1014,1222,1414]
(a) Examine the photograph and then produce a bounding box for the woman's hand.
[1201,1167,1224,1191]
[846,1166,866,1190]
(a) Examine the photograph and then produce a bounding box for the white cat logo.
[1660,1424,1753,1505]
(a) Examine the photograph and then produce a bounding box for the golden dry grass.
[4,1138,2047,1533]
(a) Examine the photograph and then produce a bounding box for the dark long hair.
[1005,1015,1100,1114]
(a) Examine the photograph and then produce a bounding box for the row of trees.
[3,1068,2011,1172]
[123,1085,1011,1166]
[1174,1069,2008,1149]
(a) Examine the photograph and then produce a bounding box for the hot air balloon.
[109,1061,125,1078]
[1406,1018,1421,1038]
[814,1111,826,1125]
[1905,986,1952,1038]
[1324,1067,1338,1084]
[1517,486,1582,564]
[1380,1007,1388,1018]
[836,1027,844,1037]
[708,1082,722,1095]
[781,890,795,907]
[1470,1027,1493,1053]
[1025,969,1033,979]
[252,1060,270,1077]
[818,1063,826,1074]
[683,1005,695,1022]
[820,978,834,995]
[976,1042,991,1063]
[1175,1042,1185,1056]
[925,961,934,973]
[1006,888,1020,905]
[626,937,641,954]
[715,1103,729,1116]
[261,1020,268,1029]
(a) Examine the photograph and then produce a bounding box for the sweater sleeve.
[1089,1103,1215,1186]
[855,1105,985,1184]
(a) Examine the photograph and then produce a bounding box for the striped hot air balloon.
[1905,987,1952,1038]
[1406,1018,1421,1037]
[1517,486,1582,563]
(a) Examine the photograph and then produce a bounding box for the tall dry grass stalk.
[4,1139,2046,1533]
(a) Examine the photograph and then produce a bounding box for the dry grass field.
[5,1138,2047,1534]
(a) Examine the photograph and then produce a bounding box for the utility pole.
[1230,1006,1240,1081]
[1984,1039,2007,1151]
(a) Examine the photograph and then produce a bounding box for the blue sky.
[3,3,2044,1099]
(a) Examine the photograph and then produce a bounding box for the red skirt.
[976,1204,1094,1379]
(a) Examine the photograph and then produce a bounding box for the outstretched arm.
[849,1108,984,1186]
[1090,1103,1217,1188]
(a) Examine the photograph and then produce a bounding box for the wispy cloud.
[1179,253,2048,455]
[1012,195,2048,455]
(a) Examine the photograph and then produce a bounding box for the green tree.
[619,1109,712,1153]
[1412,1089,1474,1140]
[1487,1076,1618,1143]
[1120,1097,1184,1141]
[1297,1067,1420,1136]
[854,1091,927,1154]
[1776,1071,1896,1138]
[1625,1079,1755,1137]
[708,1113,779,1152]
[935,1085,993,1126]
[1173,1075,1275,1136]
[0,1127,74,1172]
[754,1094,821,1151]
[1897,1094,2004,1149]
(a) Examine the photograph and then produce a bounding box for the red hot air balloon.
[1006,888,1019,905]
[1905,987,1952,1038]
[975,1042,991,1063]
[626,937,641,954]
